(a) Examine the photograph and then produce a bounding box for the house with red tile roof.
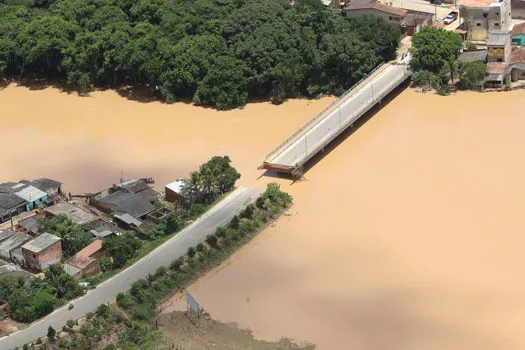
[345,1,407,29]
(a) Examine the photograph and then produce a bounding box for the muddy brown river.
[2,84,525,350]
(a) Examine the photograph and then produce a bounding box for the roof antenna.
[120,171,124,184]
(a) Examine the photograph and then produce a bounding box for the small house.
[64,239,104,279]
[89,179,157,219]
[17,216,40,235]
[22,233,62,272]
[345,2,407,29]
[12,184,48,211]
[0,192,28,224]
[165,180,185,202]
[30,178,62,197]
[0,230,32,261]
[487,31,511,63]
[459,0,512,41]
[509,47,525,81]
[113,213,143,230]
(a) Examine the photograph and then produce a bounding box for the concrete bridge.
[260,60,412,176]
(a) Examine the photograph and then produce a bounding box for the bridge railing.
[291,66,412,168]
[264,63,386,162]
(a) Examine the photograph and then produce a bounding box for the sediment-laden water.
[2,83,525,350]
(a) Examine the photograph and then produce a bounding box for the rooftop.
[487,62,506,74]
[76,239,102,259]
[31,178,61,193]
[345,2,407,16]
[0,262,33,278]
[0,231,32,257]
[460,0,501,8]
[63,263,81,276]
[510,47,525,65]
[0,192,27,210]
[99,191,156,218]
[14,185,47,203]
[117,179,151,194]
[457,49,487,62]
[0,230,17,242]
[165,180,185,194]
[90,229,115,238]
[114,213,143,226]
[487,32,509,46]
[45,202,98,226]
[22,232,61,253]
[18,216,40,234]
[511,22,525,36]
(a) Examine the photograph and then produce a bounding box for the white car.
[444,12,458,25]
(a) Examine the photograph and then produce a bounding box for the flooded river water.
[2,84,525,350]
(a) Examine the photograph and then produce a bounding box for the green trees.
[38,214,92,258]
[0,0,400,110]
[181,156,240,205]
[410,26,462,93]
[194,56,248,110]
[1,274,58,323]
[44,264,83,299]
[102,234,142,269]
[410,26,462,74]
[458,61,486,91]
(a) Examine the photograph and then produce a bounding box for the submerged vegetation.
[0,0,400,109]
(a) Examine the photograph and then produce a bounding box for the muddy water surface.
[2,84,525,350]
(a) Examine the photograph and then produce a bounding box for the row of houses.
[0,230,62,272]
[0,178,62,224]
[0,176,186,281]
[456,0,525,86]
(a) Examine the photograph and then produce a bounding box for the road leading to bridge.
[0,186,263,350]
[262,62,411,174]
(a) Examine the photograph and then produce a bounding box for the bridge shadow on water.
[259,79,411,184]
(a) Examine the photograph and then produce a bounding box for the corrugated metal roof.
[165,180,184,194]
[31,178,61,193]
[22,232,60,253]
[114,213,143,226]
[45,202,97,226]
[0,232,32,259]
[14,185,47,203]
[0,192,27,210]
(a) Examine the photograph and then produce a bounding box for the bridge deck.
[262,63,411,174]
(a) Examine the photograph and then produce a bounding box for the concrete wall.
[23,241,62,271]
[346,8,404,28]
[460,0,511,41]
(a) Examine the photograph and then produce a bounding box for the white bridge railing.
[290,65,412,169]
[264,63,386,162]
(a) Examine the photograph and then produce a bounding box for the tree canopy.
[410,26,462,74]
[0,0,400,109]
[180,156,240,205]
[38,214,92,258]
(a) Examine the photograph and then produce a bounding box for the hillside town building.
[22,232,62,272]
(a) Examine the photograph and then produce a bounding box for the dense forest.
[0,0,401,109]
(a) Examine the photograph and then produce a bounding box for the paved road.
[0,187,263,350]
[267,64,410,169]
